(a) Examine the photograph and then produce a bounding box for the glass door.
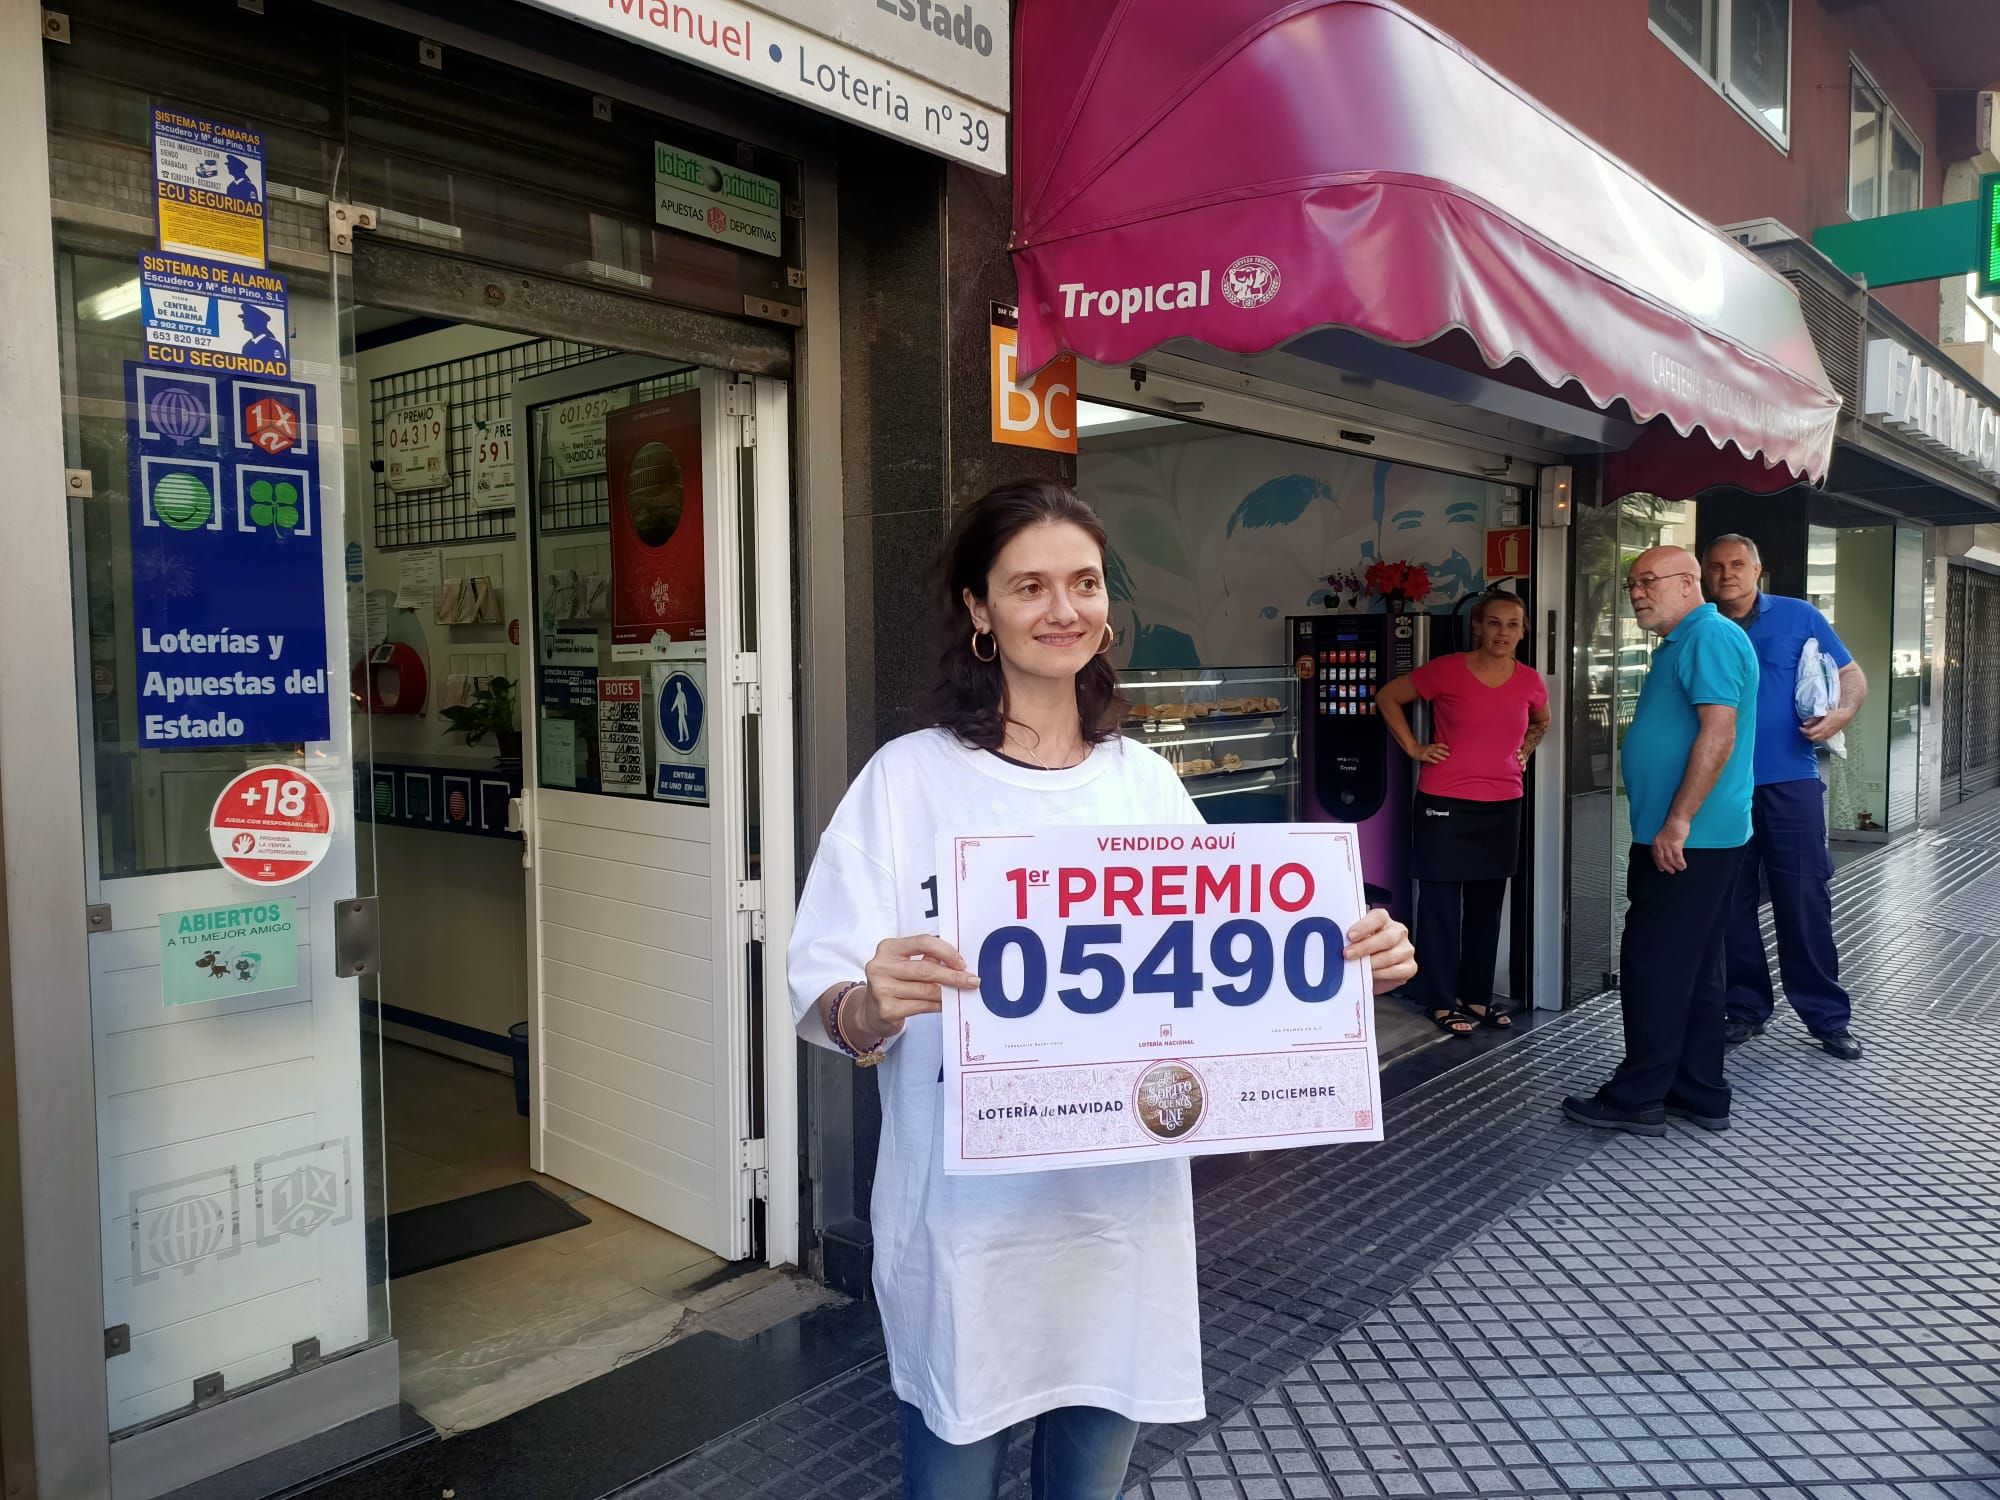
[50,40,390,1439]
[1605,494,1698,959]
[513,359,792,1262]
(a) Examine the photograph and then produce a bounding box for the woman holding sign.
[1376,590,1550,1038]
[788,480,1419,1500]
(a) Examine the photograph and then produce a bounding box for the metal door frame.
[1942,561,2000,807]
[512,355,798,1265]
[10,0,847,1486]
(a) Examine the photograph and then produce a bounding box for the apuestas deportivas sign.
[1863,337,2000,482]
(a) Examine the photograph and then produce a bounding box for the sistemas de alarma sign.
[515,0,1007,174]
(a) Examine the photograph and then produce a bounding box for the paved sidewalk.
[637,797,2000,1500]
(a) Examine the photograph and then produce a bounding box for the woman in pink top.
[1376,592,1552,1036]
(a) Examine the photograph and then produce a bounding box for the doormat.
[387,1180,589,1280]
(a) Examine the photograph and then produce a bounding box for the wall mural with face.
[1083,427,1510,669]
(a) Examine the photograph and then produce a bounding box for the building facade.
[2,0,1027,1492]
[3,2,1997,1498]
[1396,0,2000,846]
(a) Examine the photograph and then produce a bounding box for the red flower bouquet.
[1364,560,1433,609]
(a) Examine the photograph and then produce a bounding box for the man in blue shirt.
[1705,535,1867,1061]
[1565,545,1758,1136]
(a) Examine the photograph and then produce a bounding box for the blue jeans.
[898,1401,1139,1500]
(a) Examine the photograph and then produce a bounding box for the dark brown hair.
[928,479,1124,751]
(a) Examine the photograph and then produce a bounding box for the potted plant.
[439,676,521,764]
[1323,570,1365,609]
[1365,559,1433,614]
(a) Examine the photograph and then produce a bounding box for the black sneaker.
[1664,1103,1731,1132]
[1814,1029,1863,1061]
[1561,1095,1667,1137]
[1723,1019,1766,1047]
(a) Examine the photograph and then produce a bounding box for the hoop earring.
[970,628,997,663]
[1096,623,1118,656]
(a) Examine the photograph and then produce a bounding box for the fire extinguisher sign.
[210,766,333,886]
[1484,526,1532,582]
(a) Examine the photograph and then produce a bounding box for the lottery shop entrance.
[342,309,799,1434]
[1066,359,1564,1065]
[45,1,806,1490]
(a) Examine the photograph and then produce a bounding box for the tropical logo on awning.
[1057,255,1285,324]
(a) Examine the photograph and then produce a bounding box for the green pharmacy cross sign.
[1813,173,2000,295]
[1985,173,2000,298]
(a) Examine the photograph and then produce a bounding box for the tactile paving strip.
[634,796,2000,1500]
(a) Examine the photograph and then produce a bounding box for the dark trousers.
[1413,878,1508,1012]
[1598,844,1746,1118]
[1724,778,1851,1034]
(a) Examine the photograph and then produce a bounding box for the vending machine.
[1289,612,1432,924]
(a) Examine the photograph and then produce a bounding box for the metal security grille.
[369,338,618,549]
[529,370,701,537]
[1942,564,2000,806]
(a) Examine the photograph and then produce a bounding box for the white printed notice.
[395,550,440,611]
[470,416,518,510]
[384,402,449,493]
[937,825,1381,1175]
[597,676,645,794]
[547,388,631,480]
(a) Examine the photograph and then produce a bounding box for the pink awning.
[1012,0,1841,490]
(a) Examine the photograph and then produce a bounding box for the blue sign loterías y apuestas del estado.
[124,362,331,748]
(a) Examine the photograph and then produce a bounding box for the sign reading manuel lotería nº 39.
[513,0,1007,174]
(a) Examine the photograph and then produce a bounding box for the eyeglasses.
[1625,571,1697,595]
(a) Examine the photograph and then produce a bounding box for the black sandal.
[1463,1003,1514,1030]
[1428,1007,1477,1037]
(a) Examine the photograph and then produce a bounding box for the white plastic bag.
[1796,639,1846,760]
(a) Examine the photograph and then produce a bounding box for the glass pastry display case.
[1118,665,1298,822]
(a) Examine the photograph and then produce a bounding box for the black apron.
[1411,792,1522,884]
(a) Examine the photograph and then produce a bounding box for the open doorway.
[1070,394,1543,1066]
[350,312,819,1433]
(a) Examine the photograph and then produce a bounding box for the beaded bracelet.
[828,980,887,1067]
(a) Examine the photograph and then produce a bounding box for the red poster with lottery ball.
[210,767,333,886]
[606,392,705,650]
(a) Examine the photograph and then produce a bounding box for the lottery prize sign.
[938,825,1382,1174]
[210,766,333,886]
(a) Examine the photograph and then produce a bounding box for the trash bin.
[509,1022,530,1116]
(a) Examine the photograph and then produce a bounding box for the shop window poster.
[607,393,706,655]
[1085,431,1504,671]
[125,363,330,749]
[151,108,267,270]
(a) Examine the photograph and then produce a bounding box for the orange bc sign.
[990,302,1077,453]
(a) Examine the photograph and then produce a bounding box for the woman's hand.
[1343,907,1418,990]
[1410,742,1451,765]
[844,935,981,1049]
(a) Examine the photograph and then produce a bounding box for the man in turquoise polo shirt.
[1565,545,1758,1136]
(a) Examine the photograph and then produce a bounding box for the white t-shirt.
[788,728,1209,1444]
